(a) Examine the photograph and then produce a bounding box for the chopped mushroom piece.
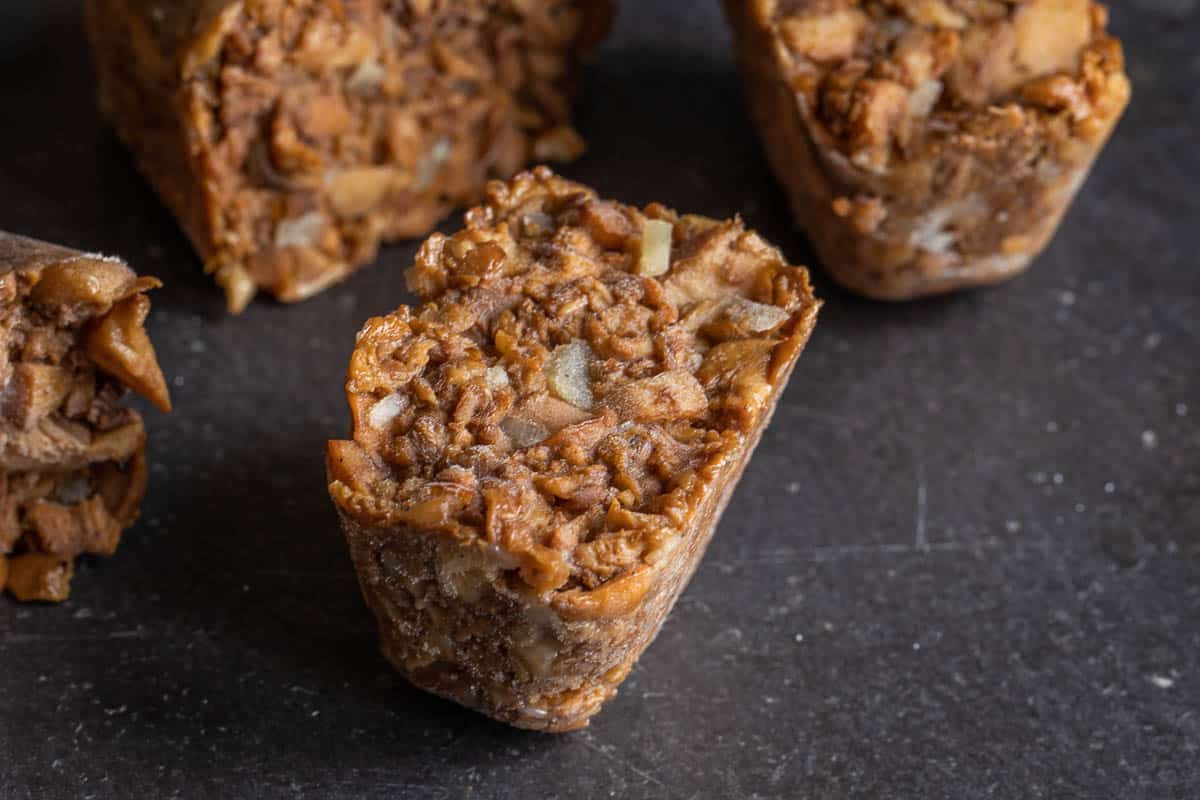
[327,168,821,731]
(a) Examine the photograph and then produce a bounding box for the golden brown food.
[725,0,1131,300]
[0,233,170,603]
[327,168,820,730]
[86,0,614,312]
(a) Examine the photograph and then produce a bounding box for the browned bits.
[328,169,821,730]
[86,0,615,311]
[6,553,74,603]
[0,232,170,603]
[3,365,74,431]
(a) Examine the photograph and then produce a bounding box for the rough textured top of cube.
[744,0,1130,173]
[329,168,819,612]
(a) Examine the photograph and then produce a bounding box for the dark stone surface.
[0,2,1197,798]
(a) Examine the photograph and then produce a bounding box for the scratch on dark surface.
[915,462,929,551]
[769,745,801,786]
[713,536,1021,568]
[3,630,147,644]
[579,734,672,795]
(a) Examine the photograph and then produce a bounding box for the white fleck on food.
[1104,482,1116,494]
[1147,674,1174,690]
[910,207,955,254]
[415,137,453,190]
[1142,430,1158,450]
[368,393,405,429]
[636,219,673,277]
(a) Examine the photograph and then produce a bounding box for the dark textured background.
[1,2,1197,798]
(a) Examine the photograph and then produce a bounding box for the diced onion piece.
[500,416,551,449]
[347,59,385,93]
[726,297,791,333]
[274,211,324,248]
[327,167,397,218]
[637,219,673,277]
[603,369,707,423]
[908,79,943,117]
[501,395,592,449]
[485,365,510,389]
[546,339,593,410]
[368,393,405,429]
[415,138,453,190]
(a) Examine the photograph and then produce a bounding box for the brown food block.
[328,168,821,731]
[86,0,614,313]
[725,0,1130,300]
[0,232,169,603]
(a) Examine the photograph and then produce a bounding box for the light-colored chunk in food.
[899,0,968,29]
[500,416,551,449]
[726,297,792,333]
[546,339,594,409]
[485,365,510,389]
[274,211,325,248]
[908,79,943,117]
[1013,0,1092,77]
[368,393,406,429]
[636,219,673,277]
[602,369,708,422]
[327,166,401,218]
[779,8,867,62]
